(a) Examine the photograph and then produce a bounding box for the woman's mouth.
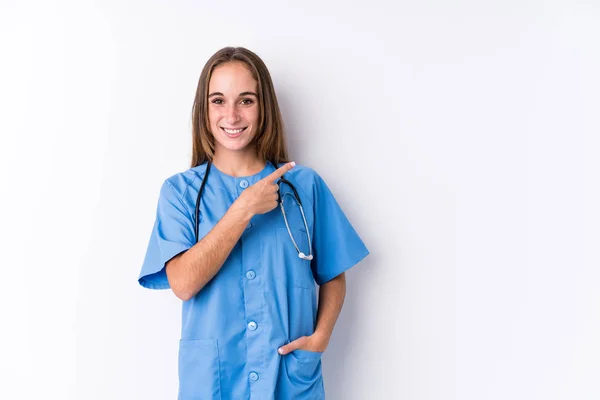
[221,127,247,138]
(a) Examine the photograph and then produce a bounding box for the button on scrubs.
[138,162,370,400]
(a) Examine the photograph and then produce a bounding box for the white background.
[1,0,599,399]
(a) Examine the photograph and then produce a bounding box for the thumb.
[278,337,307,355]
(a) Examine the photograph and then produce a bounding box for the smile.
[221,127,247,134]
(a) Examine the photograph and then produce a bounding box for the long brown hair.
[190,47,289,168]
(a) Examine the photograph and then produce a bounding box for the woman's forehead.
[209,62,257,94]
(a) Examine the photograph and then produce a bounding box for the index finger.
[265,161,296,182]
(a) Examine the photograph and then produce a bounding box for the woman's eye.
[211,99,253,105]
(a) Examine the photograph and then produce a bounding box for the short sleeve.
[310,173,370,285]
[138,180,195,290]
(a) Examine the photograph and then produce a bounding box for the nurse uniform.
[138,161,370,400]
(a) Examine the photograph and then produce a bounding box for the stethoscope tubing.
[194,160,313,261]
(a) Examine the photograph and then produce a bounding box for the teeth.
[223,127,245,134]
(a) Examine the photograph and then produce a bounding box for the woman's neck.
[212,148,265,177]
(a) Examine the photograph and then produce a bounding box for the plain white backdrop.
[1,0,599,399]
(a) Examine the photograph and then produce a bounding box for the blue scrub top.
[138,161,369,400]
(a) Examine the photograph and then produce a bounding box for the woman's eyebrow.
[208,91,258,98]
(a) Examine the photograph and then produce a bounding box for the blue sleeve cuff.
[314,247,370,286]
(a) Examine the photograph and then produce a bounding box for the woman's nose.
[225,104,240,123]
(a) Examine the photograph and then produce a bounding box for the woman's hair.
[190,47,290,168]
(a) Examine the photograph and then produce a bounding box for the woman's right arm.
[165,201,253,301]
[165,162,295,301]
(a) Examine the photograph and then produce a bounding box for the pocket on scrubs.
[284,349,324,398]
[292,348,323,362]
[275,227,315,289]
[178,339,222,400]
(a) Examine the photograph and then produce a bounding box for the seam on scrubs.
[278,164,315,211]
[165,180,194,222]
[240,233,251,392]
[180,172,201,212]
[215,338,223,399]
[291,176,315,211]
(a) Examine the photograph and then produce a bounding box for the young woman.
[138,46,369,399]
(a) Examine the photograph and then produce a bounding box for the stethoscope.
[194,160,313,261]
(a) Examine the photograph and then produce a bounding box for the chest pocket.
[274,226,315,290]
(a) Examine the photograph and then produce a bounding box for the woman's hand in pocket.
[277,332,330,355]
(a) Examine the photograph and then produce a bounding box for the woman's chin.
[215,140,253,153]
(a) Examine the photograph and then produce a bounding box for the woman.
[138,46,369,400]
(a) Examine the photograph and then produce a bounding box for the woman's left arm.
[278,272,346,355]
[312,272,346,350]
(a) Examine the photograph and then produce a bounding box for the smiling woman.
[190,47,288,175]
[207,62,259,150]
[137,46,370,400]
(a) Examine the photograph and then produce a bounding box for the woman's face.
[208,62,260,155]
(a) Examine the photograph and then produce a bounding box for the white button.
[247,321,257,331]
[246,270,256,280]
[249,372,259,381]
[239,180,249,188]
